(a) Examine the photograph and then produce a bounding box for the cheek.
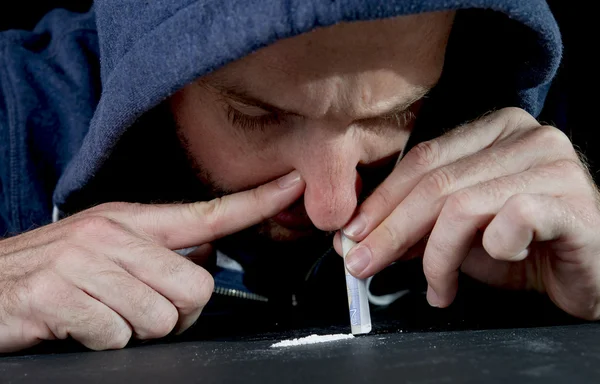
[171,92,290,191]
[188,126,290,190]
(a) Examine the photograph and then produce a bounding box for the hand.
[0,171,304,352]
[337,107,600,320]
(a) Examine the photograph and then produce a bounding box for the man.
[0,0,591,353]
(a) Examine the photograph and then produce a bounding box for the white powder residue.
[270,333,354,348]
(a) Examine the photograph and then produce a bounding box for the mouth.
[272,197,315,231]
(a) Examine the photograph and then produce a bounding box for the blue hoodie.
[0,0,562,237]
[0,0,564,324]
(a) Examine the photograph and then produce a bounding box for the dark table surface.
[1,322,599,384]
[2,278,600,384]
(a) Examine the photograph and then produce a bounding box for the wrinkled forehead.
[205,11,455,91]
[198,11,454,119]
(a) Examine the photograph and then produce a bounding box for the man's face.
[169,11,455,241]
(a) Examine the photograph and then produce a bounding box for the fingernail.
[345,245,371,276]
[511,248,529,261]
[277,170,302,189]
[344,213,367,238]
[426,285,441,307]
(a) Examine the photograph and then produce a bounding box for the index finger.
[342,108,538,242]
[105,170,305,249]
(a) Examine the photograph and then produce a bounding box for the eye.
[381,109,416,127]
[358,108,416,132]
[226,105,285,131]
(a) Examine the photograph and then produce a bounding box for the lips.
[272,197,315,230]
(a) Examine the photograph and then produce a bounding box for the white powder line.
[270,333,354,348]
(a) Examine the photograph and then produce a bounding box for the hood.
[52,0,562,214]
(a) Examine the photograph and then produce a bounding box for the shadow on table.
[3,273,585,357]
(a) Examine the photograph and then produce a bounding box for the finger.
[460,243,544,292]
[61,254,179,340]
[345,126,575,278]
[334,229,426,262]
[486,194,600,320]
[333,231,342,256]
[101,170,305,250]
[423,161,586,307]
[343,108,541,241]
[0,317,46,353]
[31,281,133,351]
[100,237,214,335]
[175,243,215,332]
[483,193,590,262]
[36,214,213,337]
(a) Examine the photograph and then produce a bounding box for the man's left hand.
[337,107,600,320]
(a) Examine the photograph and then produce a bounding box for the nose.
[290,130,362,231]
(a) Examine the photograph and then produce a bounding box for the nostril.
[355,172,363,204]
[303,192,358,231]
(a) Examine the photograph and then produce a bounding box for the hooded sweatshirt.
[0,0,562,325]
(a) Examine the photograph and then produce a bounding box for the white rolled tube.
[341,233,372,335]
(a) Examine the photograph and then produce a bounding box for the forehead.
[209,12,453,82]
[203,11,454,117]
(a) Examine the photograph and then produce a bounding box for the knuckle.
[27,270,64,307]
[533,125,574,154]
[379,221,403,252]
[23,270,133,350]
[96,320,131,350]
[422,257,445,283]
[1,274,35,317]
[144,305,178,339]
[70,215,124,240]
[104,332,131,350]
[159,255,186,282]
[197,269,215,304]
[88,202,133,214]
[499,106,527,117]
[190,199,224,237]
[501,107,539,127]
[191,199,221,218]
[421,167,455,198]
[546,159,597,202]
[372,184,397,211]
[444,189,476,221]
[180,267,214,312]
[504,194,535,224]
[408,140,441,170]
[250,187,269,221]
[112,277,175,339]
[550,158,585,176]
[96,273,175,341]
[50,241,90,269]
[95,320,132,350]
[47,240,108,278]
[424,237,448,261]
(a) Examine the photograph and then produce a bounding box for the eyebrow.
[202,80,432,120]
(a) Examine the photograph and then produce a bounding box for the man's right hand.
[0,171,304,353]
